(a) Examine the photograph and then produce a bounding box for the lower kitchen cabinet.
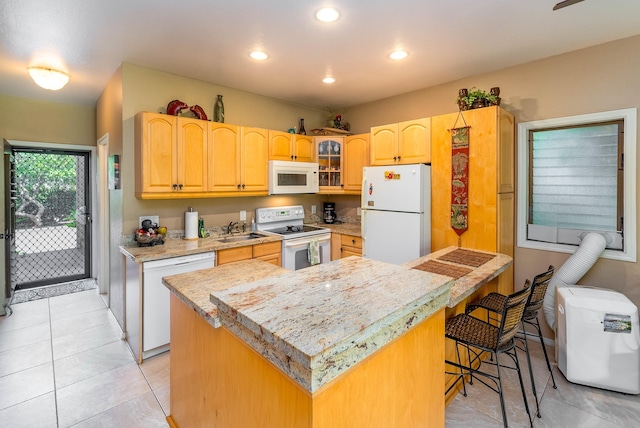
[217,241,282,266]
[331,233,362,259]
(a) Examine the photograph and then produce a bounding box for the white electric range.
[255,205,331,271]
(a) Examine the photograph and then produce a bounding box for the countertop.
[162,260,287,328]
[403,246,513,308]
[319,222,361,237]
[120,232,283,263]
[207,256,452,392]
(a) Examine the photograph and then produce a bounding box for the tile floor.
[0,289,169,427]
[1,288,638,427]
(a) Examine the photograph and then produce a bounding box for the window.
[517,108,636,262]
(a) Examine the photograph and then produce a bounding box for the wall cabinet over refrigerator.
[370,118,431,165]
[268,131,315,163]
[135,112,208,198]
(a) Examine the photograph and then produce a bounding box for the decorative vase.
[490,87,501,106]
[214,95,224,123]
[298,118,306,135]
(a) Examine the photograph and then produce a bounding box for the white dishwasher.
[142,252,215,358]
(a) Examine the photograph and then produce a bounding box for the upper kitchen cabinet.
[430,106,514,294]
[343,133,369,193]
[370,118,431,165]
[210,124,268,194]
[135,112,208,198]
[317,136,343,192]
[268,131,315,162]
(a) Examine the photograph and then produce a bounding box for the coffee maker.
[323,202,337,224]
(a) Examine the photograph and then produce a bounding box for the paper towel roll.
[184,211,199,240]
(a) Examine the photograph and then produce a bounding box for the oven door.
[282,233,331,271]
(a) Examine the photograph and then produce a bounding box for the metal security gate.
[11,149,91,290]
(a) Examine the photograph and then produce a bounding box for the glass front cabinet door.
[316,137,343,192]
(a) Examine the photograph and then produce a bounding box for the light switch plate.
[240,210,247,221]
[139,215,159,228]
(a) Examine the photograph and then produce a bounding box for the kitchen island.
[163,247,513,427]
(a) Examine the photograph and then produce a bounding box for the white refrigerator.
[361,164,431,264]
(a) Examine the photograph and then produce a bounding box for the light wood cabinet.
[431,106,514,295]
[268,131,315,162]
[343,133,369,193]
[135,112,208,196]
[217,241,282,267]
[208,123,241,192]
[370,118,431,165]
[332,233,362,258]
[208,124,268,195]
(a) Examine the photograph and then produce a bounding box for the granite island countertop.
[208,256,453,392]
[120,232,282,263]
[319,222,362,237]
[403,246,513,308]
[162,259,287,328]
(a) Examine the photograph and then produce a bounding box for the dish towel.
[308,239,320,265]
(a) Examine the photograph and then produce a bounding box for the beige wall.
[0,94,96,145]
[348,35,640,338]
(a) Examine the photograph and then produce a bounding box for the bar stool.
[466,265,556,419]
[445,286,533,428]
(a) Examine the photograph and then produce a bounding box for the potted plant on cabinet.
[456,87,500,110]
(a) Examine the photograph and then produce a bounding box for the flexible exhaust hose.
[543,232,607,330]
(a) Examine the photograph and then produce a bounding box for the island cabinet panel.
[169,294,311,428]
[168,294,445,428]
[430,106,514,296]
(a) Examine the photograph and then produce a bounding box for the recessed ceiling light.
[249,51,269,61]
[316,7,340,22]
[389,50,408,60]
[322,77,336,84]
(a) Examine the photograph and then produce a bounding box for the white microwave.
[268,160,319,195]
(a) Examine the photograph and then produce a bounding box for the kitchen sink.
[214,232,267,243]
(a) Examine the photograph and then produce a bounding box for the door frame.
[97,134,110,303]
[7,140,98,287]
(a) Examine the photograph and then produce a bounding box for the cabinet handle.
[178,184,183,190]
[397,155,401,161]
[172,184,177,190]
[291,155,295,160]
[352,239,355,244]
[242,184,246,189]
[393,156,397,161]
[237,184,241,190]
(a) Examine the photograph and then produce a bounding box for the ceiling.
[1,0,640,109]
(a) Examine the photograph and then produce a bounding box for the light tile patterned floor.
[1,288,638,427]
[0,289,168,427]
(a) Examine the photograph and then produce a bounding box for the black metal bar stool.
[445,286,533,428]
[466,265,557,419]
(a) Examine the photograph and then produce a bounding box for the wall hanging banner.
[451,126,470,236]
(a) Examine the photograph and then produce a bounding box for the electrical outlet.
[139,215,159,228]
[240,210,247,221]
[357,207,362,216]
[311,205,316,214]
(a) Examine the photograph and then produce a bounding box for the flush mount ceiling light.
[322,77,336,84]
[315,7,340,22]
[28,66,70,90]
[249,51,269,60]
[389,50,408,61]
